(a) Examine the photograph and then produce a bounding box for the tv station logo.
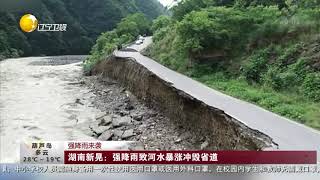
[19,14,67,33]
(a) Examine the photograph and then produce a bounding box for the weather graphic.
[19,14,38,32]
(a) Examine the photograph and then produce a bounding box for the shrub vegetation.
[146,0,320,129]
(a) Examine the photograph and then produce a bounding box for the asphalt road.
[115,37,320,162]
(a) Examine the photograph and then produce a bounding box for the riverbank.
[0,56,197,163]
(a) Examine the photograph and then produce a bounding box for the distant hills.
[0,0,164,59]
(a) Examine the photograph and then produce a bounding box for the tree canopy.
[147,0,320,128]
[84,13,152,72]
[0,0,164,59]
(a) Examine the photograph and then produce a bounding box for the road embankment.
[91,55,277,150]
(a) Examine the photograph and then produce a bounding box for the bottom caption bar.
[64,151,317,164]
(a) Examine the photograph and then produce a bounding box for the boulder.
[132,112,143,121]
[99,115,112,126]
[122,129,134,139]
[200,141,209,150]
[113,129,124,138]
[95,112,107,120]
[98,130,113,141]
[112,116,132,127]
[91,125,111,136]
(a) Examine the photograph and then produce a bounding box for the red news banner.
[64,151,317,164]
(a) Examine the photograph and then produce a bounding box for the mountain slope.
[146,1,320,129]
[0,0,164,59]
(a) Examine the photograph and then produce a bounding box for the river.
[0,56,102,162]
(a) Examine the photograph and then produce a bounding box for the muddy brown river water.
[0,56,196,163]
[0,56,103,162]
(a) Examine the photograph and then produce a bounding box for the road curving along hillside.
[113,37,320,162]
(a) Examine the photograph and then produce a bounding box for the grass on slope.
[190,72,320,130]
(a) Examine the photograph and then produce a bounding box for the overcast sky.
[158,0,175,6]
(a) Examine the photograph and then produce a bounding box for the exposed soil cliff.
[92,56,277,150]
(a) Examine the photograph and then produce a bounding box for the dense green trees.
[172,0,236,20]
[0,0,164,60]
[135,0,166,19]
[151,15,172,33]
[171,0,320,21]
[116,13,151,37]
[288,0,320,9]
[84,13,152,73]
[176,7,282,54]
[147,0,320,128]
[83,0,320,128]
[235,0,287,8]
[171,0,290,20]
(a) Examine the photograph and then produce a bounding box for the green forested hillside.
[0,0,164,59]
[145,0,320,129]
[84,12,152,72]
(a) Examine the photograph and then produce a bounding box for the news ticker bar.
[20,141,318,165]
[64,151,317,164]
[2,164,320,174]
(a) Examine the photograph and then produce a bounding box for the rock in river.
[98,130,113,141]
[112,116,132,127]
[122,129,134,139]
[99,115,113,126]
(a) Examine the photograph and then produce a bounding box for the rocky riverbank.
[0,55,199,163]
[91,55,276,150]
[81,75,202,150]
